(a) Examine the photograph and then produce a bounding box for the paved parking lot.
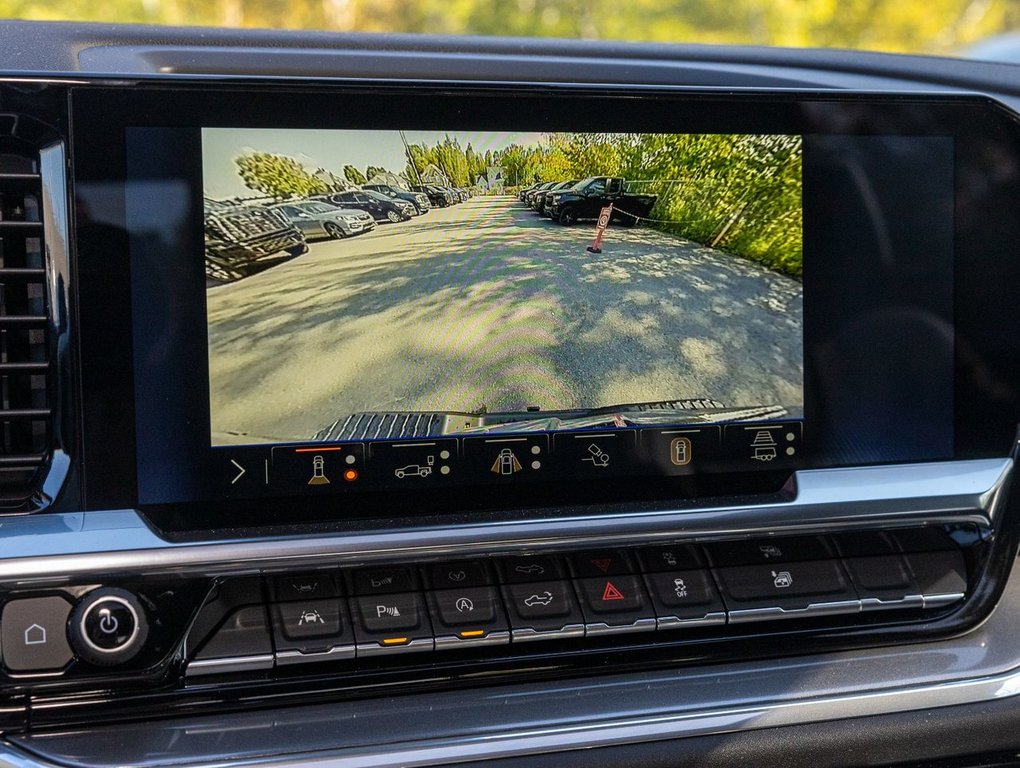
[207,195,803,443]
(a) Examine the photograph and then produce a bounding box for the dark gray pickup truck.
[545,176,657,225]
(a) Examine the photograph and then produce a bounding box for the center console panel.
[3,65,1020,744]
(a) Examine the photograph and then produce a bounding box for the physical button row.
[188,532,968,675]
[191,569,725,676]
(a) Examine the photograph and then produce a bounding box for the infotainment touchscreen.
[73,86,986,510]
[201,129,804,463]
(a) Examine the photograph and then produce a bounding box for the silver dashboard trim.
[8,654,1020,768]
[36,142,72,510]
[726,598,863,623]
[275,645,356,666]
[185,654,274,676]
[0,458,1010,586]
[655,610,727,629]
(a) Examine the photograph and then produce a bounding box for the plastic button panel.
[177,528,971,677]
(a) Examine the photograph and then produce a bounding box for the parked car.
[268,200,376,239]
[535,179,580,215]
[434,185,463,203]
[204,199,308,283]
[411,184,456,207]
[523,181,556,207]
[317,190,414,222]
[363,183,432,214]
[546,177,658,226]
[518,183,542,202]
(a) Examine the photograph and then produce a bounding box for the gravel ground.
[207,195,803,443]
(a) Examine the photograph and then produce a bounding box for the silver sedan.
[269,201,377,239]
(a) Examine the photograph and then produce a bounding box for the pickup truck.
[545,177,657,226]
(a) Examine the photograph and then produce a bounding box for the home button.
[0,595,74,673]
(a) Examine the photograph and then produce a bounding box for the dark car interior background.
[2,18,1020,768]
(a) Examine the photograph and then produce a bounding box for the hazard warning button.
[576,575,646,614]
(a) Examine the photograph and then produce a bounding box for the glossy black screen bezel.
[70,83,1020,529]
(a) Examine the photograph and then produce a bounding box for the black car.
[523,181,556,207]
[518,182,541,201]
[318,190,414,222]
[411,184,456,207]
[435,185,464,203]
[546,176,658,226]
[535,179,580,215]
[362,183,432,214]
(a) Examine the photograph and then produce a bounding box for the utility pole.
[399,130,424,187]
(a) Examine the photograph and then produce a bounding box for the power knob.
[69,588,148,666]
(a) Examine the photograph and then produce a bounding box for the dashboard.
[3,19,1020,768]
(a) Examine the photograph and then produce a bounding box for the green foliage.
[508,133,803,277]
[404,136,478,187]
[6,0,1020,57]
[343,164,367,184]
[364,165,387,180]
[234,152,330,199]
[397,130,802,275]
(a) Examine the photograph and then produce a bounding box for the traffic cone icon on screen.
[308,455,331,485]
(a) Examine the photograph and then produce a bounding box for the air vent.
[0,143,53,509]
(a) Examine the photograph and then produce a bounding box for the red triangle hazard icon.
[591,558,613,573]
[602,581,625,601]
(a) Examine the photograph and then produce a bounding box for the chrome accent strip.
[433,630,510,650]
[655,611,727,630]
[11,660,1020,768]
[185,654,274,676]
[36,142,71,508]
[584,618,657,636]
[859,595,925,611]
[0,459,1010,585]
[355,637,434,657]
[726,599,862,623]
[275,645,356,666]
[923,592,967,608]
[511,624,586,643]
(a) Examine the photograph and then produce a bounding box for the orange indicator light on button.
[382,637,408,645]
[343,469,359,482]
[459,630,485,638]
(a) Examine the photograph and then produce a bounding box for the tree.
[343,164,367,185]
[234,152,328,200]
[8,0,1020,58]
[314,168,350,193]
[364,165,388,181]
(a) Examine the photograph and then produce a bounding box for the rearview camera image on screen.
[202,128,803,446]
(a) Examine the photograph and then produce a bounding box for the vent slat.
[0,453,45,467]
[0,268,45,277]
[0,141,53,509]
[0,316,47,328]
[0,408,51,419]
[0,361,48,373]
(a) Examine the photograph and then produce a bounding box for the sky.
[202,128,546,198]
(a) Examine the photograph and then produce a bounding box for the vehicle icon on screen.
[394,457,434,480]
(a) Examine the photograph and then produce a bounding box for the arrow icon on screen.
[230,459,246,485]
